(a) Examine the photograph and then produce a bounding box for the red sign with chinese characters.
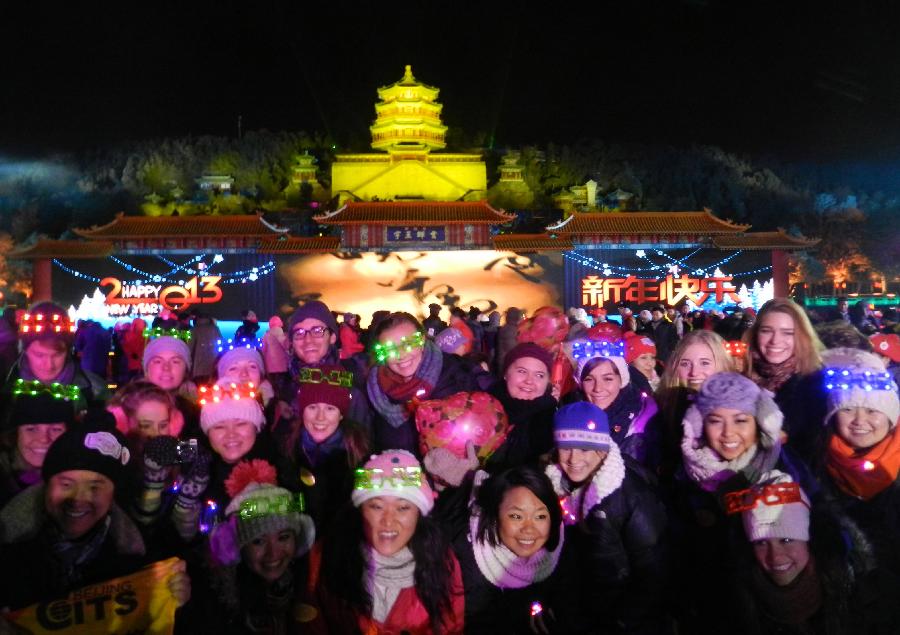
[581,273,740,307]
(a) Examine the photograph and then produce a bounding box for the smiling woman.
[366,312,489,454]
[453,466,584,634]
[307,450,465,634]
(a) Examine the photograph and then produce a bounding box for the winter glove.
[424,440,479,488]
[172,446,212,541]
[134,435,180,524]
[143,435,180,482]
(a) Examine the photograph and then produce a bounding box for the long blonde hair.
[659,330,734,391]
[743,298,823,376]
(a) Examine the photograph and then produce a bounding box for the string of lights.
[53,255,277,286]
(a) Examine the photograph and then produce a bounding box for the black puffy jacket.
[547,449,669,634]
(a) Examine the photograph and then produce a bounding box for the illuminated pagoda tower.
[488,151,534,209]
[284,151,328,202]
[330,65,487,204]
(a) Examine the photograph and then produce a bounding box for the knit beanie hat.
[8,390,77,429]
[683,372,784,445]
[288,300,339,337]
[295,364,353,415]
[42,409,130,482]
[822,347,900,427]
[871,334,900,363]
[731,470,811,542]
[435,327,468,354]
[553,402,612,452]
[19,301,76,348]
[351,450,434,516]
[567,339,630,389]
[502,342,554,377]
[624,333,656,364]
[142,335,192,374]
[695,372,762,419]
[208,459,315,566]
[216,346,265,381]
[199,381,266,434]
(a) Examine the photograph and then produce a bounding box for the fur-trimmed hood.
[546,442,627,524]
[0,483,145,557]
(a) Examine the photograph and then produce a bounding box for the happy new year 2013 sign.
[581,273,741,307]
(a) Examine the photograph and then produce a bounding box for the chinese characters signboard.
[581,274,741,307]
[386,226,446,243]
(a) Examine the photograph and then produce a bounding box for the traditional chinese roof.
[314,201,516,226]
[9,239,115,259]
[712,230,820,251]
[492,234,573,251]
[257,236,342,254]
[545,210,750,235]
[74,212,288,240]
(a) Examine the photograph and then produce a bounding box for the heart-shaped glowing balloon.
[516,306,570,349]
[415,391,510,461]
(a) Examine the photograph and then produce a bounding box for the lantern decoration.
[13,379,81,402]
[415,391,511,462]
[144,327,193,343]
[19,311,76,336]
[198,381,258,406]
[724,340,748,358]
[216,337,262,353]
[372,331,425,364]
[823,368,895,392]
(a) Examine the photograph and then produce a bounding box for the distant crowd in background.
[0,293,899,634]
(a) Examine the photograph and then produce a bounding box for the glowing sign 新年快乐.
[100,276,223,313]
[581,273,741,307]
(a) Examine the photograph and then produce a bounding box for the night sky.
[3,0,900,161]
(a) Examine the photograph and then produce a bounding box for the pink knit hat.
[351,450,434,515]
[727,470,811,542]
[199,381,266,434]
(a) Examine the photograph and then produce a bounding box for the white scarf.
[545,442,626,524]
[364,545,416,623]
[681,433,781,493]
[468,509,564,589]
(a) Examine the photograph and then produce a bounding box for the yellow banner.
[9,557,181,635]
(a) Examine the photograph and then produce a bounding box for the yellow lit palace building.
[330,65,487,204]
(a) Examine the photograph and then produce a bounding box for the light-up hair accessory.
[216,337,262,353]
[372,331,425,364]
[238,492,306,520]
[144,327,193,343]
[297,367,353,387]
[724,482,807,515]
[13,379,82,402]
[353,465,423,490]
[823,367,896,392]
[724,340,748,358]
[198,381,259,406]
[569,339,626,361]
[19,312,76,336]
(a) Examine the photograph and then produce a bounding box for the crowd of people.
[1,295,900,634]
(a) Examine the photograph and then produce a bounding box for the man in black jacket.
[648,304,679,365]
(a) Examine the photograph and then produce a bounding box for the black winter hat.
[8,392,76,430]
[288,300,339,336]
[42,409,130,483]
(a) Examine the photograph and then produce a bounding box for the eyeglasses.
[291,326,330,341]
[724,482,806,515]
